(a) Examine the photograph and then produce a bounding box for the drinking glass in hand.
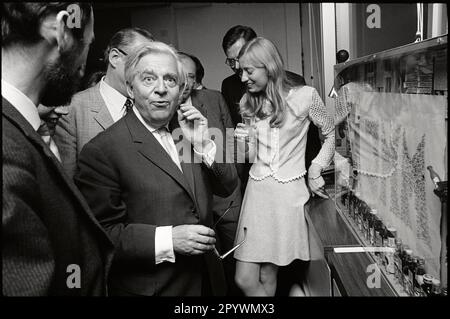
[241,115,256,144]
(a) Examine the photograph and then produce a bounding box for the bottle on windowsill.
[430,278,441,297]
[413,257,426,296]
[361,204,369,241]
[380,224,388,267]
[354,193,363,232]
[421,274,434,296]
[407,256,418,295]
[374,217,383,265]
[355,193,362,225]
[368,209,377,246]
[385,227,397,275]
[393,238,403,283]
[402,248,413,292]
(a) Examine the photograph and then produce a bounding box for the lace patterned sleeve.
[308,88,335,169]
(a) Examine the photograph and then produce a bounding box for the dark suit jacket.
[2,98,114,296]
[74,110,238,296]
[189,89,243,251]
[221,71,321,186]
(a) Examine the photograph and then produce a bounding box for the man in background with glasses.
[54,27,154,178]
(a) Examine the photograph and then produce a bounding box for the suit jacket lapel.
[91,83,114,130]
[125,111,197,203]
[2,99,111,238]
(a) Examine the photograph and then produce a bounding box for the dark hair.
[83,70,106,90]
[2,2,93,48]
[222,25,257,53]
[178,51,205,84]
[188,54,205,84]
[103,27,154,66]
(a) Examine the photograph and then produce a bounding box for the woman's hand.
[234,123,250,140]
[307,163,329,198]
[234,123,255,161]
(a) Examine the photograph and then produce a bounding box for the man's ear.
[108,48,121,69]
[126,81,134,100]
[55,10,72,52]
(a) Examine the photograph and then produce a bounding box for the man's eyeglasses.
[115,47,128,56]
[212,200,247,259]
[225,57,239,67]
[214,227,247,259]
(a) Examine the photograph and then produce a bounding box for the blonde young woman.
[233,37,335,296]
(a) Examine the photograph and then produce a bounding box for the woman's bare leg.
[235,260,268,296]
[260,263,279,296]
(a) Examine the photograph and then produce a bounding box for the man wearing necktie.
[54,27,154,178]
[74,42,238,296]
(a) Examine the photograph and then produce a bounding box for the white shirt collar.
[99,76,128,122]
[1,79,41,131]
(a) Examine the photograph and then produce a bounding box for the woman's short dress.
[233,85,335,266]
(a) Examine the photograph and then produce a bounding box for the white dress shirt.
[132,107,216,264]
[2,79,41,131]
[41,134,62,161]
[99,76,129,122]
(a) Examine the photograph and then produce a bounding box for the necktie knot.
[124,98,134,114]
[36,121,61,162]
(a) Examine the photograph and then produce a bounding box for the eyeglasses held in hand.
[214,227,247,260]
[213,200,234,229]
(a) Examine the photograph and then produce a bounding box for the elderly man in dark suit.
[2,2,114,296]
[178,52,244,295]
[54,27,154,178]
[74,42,238,296]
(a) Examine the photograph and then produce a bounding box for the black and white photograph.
[2,1,447,314]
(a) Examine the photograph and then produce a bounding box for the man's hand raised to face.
[178,104,211,153]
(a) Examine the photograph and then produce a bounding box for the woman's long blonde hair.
[238,37,294,128]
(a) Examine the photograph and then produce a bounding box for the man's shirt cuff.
[155,226,175,264]
[193,139,216,167]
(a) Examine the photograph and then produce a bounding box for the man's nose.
[154,78,167,94]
